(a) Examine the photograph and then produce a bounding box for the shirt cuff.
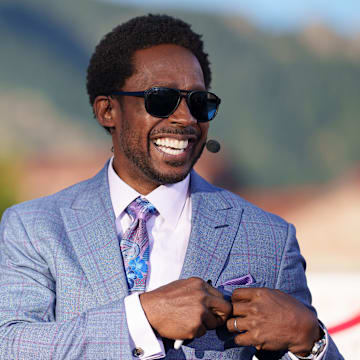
[288,322,328,360]
[124,293,166,359]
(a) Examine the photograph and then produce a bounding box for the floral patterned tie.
[120,197,158,292]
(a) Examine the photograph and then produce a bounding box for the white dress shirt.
[108,158,327,360]
[108,157,191,358]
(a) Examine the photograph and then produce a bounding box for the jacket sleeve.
[261,223,344,360]
[0,208,133,360]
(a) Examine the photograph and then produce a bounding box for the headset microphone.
[206,139,221,153]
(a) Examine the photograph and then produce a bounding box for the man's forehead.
[133,44,199,67]
[128,44,205,89]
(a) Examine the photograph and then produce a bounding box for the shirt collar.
[108,157,190,230]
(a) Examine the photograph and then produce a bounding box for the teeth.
[157,146,184,155]
[154,138,188,150]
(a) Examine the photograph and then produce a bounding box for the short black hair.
[86,14,211,121]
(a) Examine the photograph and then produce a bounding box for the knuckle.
[250,304,259,316]
[232,288,241,298]
[250,318,258,328]
[252,328,261,342]
[232,302,240,314]
[234,335,243,346]
[194,289,207,303]
[189,277,203,286]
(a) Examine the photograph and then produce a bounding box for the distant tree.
[0,159,18,218]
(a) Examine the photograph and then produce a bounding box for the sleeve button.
[132,347,144,357]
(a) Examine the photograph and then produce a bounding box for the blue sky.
[100,0,360,35]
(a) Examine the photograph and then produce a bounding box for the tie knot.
[126,197,158,222]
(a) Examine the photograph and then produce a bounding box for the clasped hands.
[140,277,321,356]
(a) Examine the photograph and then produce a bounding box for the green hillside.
[1,0,360,186]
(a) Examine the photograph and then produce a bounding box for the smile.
[153,137,189,155]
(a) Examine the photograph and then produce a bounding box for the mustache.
[150,127,200,137]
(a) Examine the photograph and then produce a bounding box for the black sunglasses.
[110,87,221,122]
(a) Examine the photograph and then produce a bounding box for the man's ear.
[93,95,117,129]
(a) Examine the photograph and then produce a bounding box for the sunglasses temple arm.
[110,91,145,97]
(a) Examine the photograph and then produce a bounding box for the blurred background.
[1,0,359,357]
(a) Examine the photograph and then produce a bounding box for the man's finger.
[231,287,258,302]
[227,317,247,333]
[232,301,252,317]
[226,319,260,348]
[207,295,232,323]
[203,309,225,330]
[205,282,224,298]
[233,330,258,348]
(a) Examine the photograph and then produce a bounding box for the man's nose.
[169,98,197,126]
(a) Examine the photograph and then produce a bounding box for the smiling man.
[95,43,210,193]
[0,14,343,360]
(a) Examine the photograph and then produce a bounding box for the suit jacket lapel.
[61,162,129,305]
[180,171,244,286]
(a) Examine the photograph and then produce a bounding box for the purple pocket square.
[221,274,254,286]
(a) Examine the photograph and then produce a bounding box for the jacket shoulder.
[191,172,288,228]
[220,187,288,227]
[3,164,107,220]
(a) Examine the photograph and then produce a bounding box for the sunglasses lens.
[146,88,180,117]
[189,91,219,122]
[144,87,220,121]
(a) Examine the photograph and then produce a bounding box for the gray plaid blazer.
[0,161,343,359]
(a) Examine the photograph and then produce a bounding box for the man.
[0,14,342,360]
